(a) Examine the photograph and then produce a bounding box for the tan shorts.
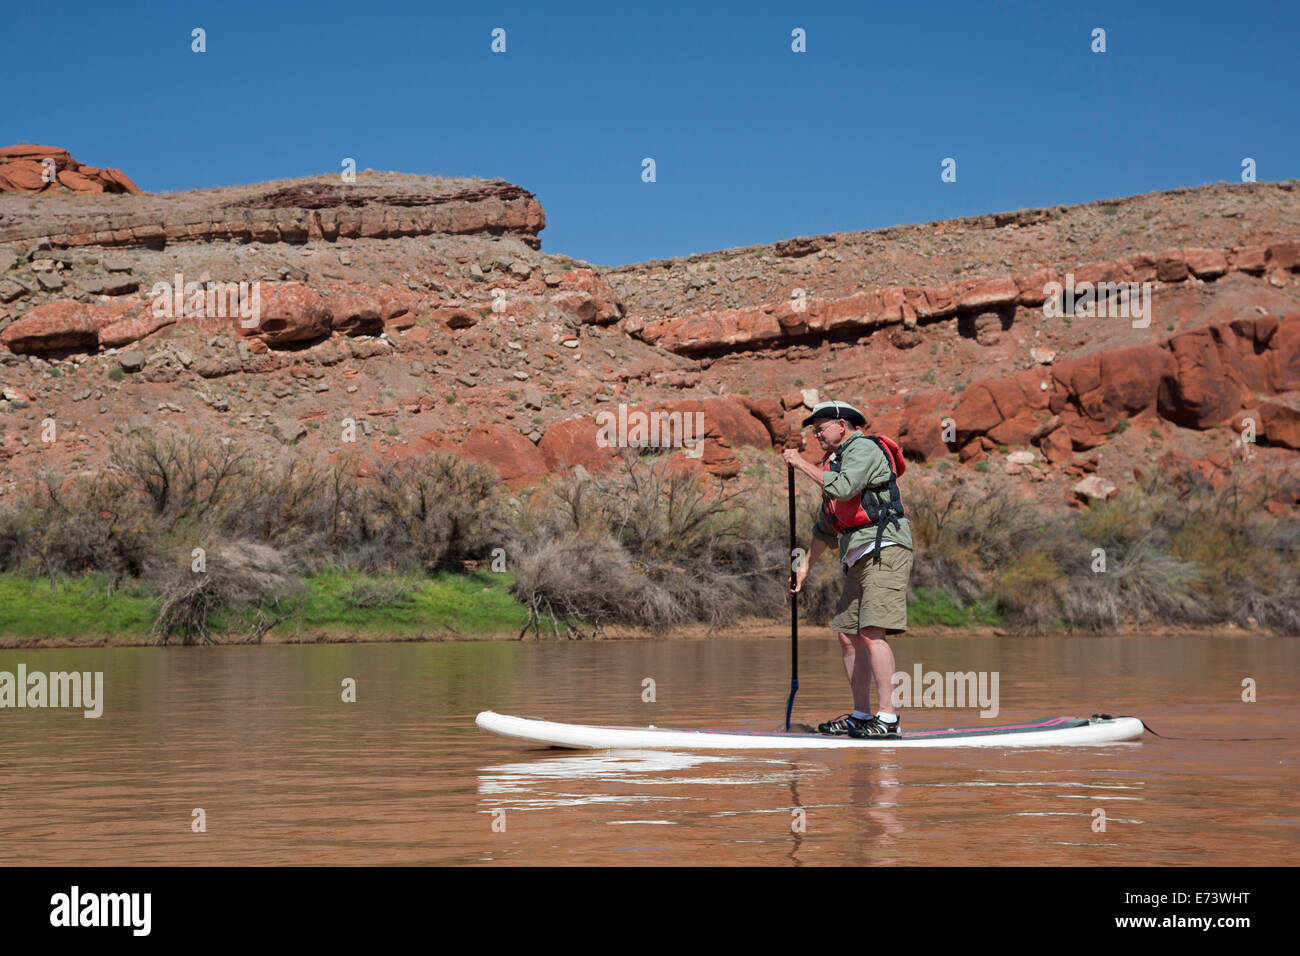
[830,544,912,636]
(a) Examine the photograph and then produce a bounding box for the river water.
[0,635,1295,865]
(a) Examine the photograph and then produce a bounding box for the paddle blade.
[773,721,819,735]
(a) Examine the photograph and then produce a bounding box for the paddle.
[783,465,801,732]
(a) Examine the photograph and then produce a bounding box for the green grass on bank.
[293,569,530,637]
[907,586,1003,628]
[0,569,530,645]
[0,573,158,639]
[1,568,1004,645]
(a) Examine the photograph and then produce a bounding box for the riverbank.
[0,569,528,648]
[0,569,1268,649]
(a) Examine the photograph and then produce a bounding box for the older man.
[782,400,913,738]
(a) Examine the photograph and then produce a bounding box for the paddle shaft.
[785,465,799,731]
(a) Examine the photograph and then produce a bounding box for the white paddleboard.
[475,711,1145,750]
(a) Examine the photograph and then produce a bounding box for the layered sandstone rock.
[932,312,1300,464]
[627,241,1300,357]
[0,299,98,353]
[0,170,544,250]
[538,396,777,479]
[0,144,141,195]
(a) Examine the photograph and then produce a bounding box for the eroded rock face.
[1,171,1297,496]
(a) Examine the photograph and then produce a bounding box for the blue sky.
[4,1,1296,265]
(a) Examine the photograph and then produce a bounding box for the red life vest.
[821,434,907,560]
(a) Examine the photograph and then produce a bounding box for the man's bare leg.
[859,625,896,715]
[838,632,872,713]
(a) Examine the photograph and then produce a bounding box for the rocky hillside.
[1,148,1297,517]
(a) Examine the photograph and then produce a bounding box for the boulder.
[328,292,383,336]
[1155,249,1189,282]
[1230,246,1268,274]
[98,167,143,194]
[0,160,50,193]
[739,396,793,449]
[539,417,622,472]
[549,270,623,324]
[952,382,1003,442]
[461,425,549,484]
[118,351,146,373]
[271,419,307,444]
[1266,241,1299,272]
[77,275,139,296]
[1072,475,1118,502]
[0,144,74,168]
[0,300,97,353]
[683,396,771,450]
[1183,248,1228,278]
[0,279,28,304]
[1158,325,1255,428]
[1267,316,1300,392]
[1038,426,1071,464]
[100,310,177,348]
[56,168,105,194]
[1260,401,1300,450]
[895,389,953,462]
[242,283,331,346]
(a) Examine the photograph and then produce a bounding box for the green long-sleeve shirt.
[810,430,913,563]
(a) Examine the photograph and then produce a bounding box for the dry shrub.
[110,427,254,527]
[906,480,1046,604]
[1,469,156,586]
[148,541,303,645]
[511,456,789,634]
[1059,538,1211,631]
[993,550,1066,633]
[356,452,509,572]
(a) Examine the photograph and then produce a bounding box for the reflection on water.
[0,635,1296,865]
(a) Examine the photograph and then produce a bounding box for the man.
[782,400,913,739]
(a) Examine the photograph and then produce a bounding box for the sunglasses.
[811,421,843,436]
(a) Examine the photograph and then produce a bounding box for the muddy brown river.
[0,635,1295,865]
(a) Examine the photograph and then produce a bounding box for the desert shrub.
[906,481,1047,604]
[356,452,510,573]
[1,469,156,585]
[511,456,790,633]
[341,577,417,610]
[147,540,304,645]
[110,427,255,531]
[993,550,1065,633]
[1058,538,1211,631]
